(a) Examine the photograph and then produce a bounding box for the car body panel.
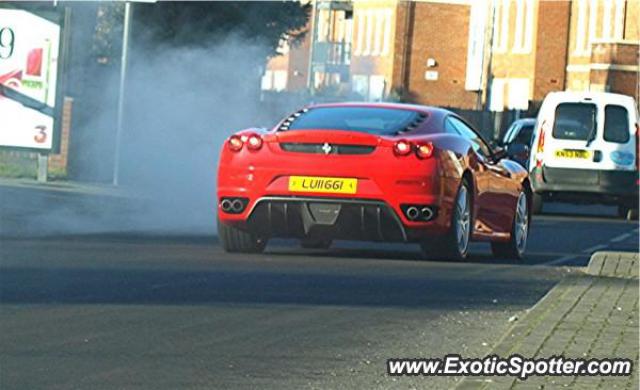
[217,103,529,244]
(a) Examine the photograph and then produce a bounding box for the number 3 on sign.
[34,125,47,143]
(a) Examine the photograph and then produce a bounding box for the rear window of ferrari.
[281,107,426,135]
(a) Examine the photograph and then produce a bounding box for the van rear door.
[544,96,636,172]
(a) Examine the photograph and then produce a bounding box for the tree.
[132,1,309,53]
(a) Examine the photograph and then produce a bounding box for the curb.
[587,251,639,279]
[456,251,639,389]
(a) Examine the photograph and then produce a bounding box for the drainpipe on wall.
[306,0,319,94]
[398,0,413,101]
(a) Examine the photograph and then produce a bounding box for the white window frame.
[492,0,510,53]
[522,0,534,53]
[354,12,364,55]
[574,0,588,56]
[614,0,625,39]
[363,9,374,56]
[512,0,525,52]
[372,9,384,56]
[512,0,534,53]
[587,0,597,54]
[602,0,613,39]
[381,8,392,56]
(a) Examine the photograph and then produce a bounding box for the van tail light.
[394,140,412,156]
[415,142,434,159]
[246,133,263,150]
[636,123,640,171]
[535,121,547,168]
[228,135,243,152]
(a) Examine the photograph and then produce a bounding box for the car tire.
[491,192,529,260]
[617,204,629,219]
[532,192,543,214]
[300,238,332,249]
[420,179,472,261]
[618,204,639,221]
[218,218,267,253]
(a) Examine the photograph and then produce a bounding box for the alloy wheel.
[514,192,528,254]
[454,186,471,255]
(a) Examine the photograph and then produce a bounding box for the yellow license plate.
[554,149,592,159]
[288,176,358,194]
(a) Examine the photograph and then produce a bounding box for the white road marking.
[582,244,608,254]
[543,255,577,266]
[610,233,632,243]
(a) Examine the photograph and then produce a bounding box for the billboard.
[0,8,61,151]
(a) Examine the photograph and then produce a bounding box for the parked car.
[501,118,536,168]
[528,91,639,218]
[217,103,532,260]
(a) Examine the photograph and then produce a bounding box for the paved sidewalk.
[458,251,639,389]
[0,177,132,197]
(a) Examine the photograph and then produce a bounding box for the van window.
[603,105,630,143]
[552,103,596,141]
[514,124,535,145]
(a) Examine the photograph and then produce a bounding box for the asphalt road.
[0,183,638,389]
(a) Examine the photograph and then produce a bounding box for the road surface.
[0,183,638,389]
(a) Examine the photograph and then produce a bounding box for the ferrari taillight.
[415,142,434,159]
[246,134,263,151]
[394,140,412,156]
[394,140,434,159]
[228,135,243,152]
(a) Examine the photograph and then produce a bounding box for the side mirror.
[506,143,530,158]
[492,146,508,161]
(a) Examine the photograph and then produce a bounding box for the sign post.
[112,1,131,186]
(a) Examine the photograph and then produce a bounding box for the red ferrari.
[217,103,531,260]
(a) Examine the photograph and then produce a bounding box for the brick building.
[263,0,640,111]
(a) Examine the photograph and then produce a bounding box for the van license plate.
[554,149,592,159]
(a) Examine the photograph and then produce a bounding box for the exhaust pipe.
[231,199,244,213]
[421,207,434,221]
[406,206,420,221]
[221,199,233,212]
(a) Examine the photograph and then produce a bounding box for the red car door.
[446,117,512,236]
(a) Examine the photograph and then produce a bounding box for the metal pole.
[113,1,131,186]
[37,153,48,183]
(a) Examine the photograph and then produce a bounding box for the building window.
[363,9,374,56]
[512,0,533,53]
[493,0,510,53]
[523,0,534,52]
[507,78,529,110]
[272,71,287,91]
[381,8,392,56]
[489,78,506,112]
[602,0,613,39]
[574,0,586,55]
[261,70,273,90]
[354,12,364,55]
[614,0,625,38]
[587,0,597,51]
[316,9,329,43]
[372,9,383,56]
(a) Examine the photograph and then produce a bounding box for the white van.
[528,91,638,218]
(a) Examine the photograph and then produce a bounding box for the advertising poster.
[0,8,60,150]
